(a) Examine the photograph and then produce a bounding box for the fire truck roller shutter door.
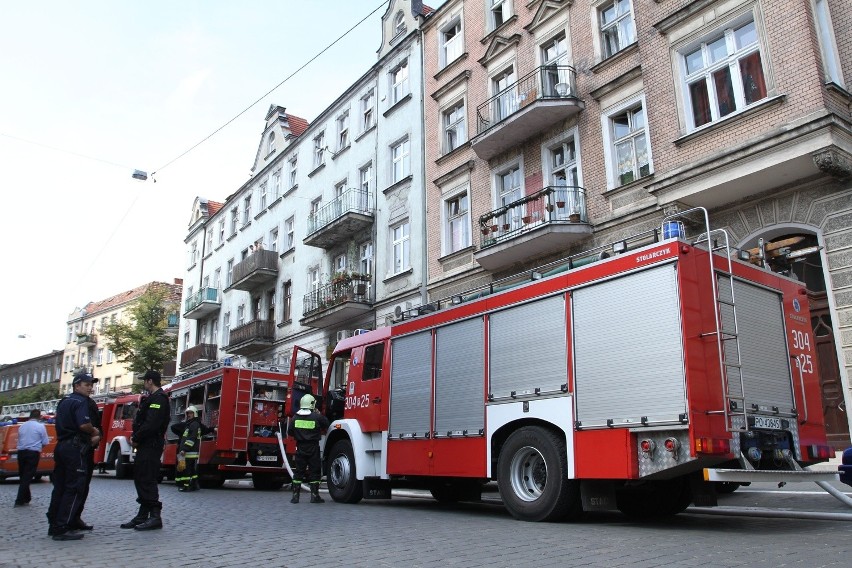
[489,294,567,400]
[390,331,432,439]
[573,264,686,428]
[435,317,485,436]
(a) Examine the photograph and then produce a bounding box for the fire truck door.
[345,342,386,432]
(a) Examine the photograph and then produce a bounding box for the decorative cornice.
[813,147,852,180]
[431,70,471,101]
[653,0,718,35]
[589,65,643,101]
[434,160,476,186]
[478,33,522,67]
[523,0,571,34]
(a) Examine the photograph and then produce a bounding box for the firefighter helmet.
[186,405,199,416]
[299,394,316,410]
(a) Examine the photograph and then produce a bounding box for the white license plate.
[256,455,278,462]
[753,416,782,430]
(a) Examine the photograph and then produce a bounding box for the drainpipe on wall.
[418,28,428,306]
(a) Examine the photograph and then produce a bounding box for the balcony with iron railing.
[229,249,279,291]
[475,185,593,271]
[76,333,97,347]
[304,188,374,249]
[301,274,372,328]
[179,343,218,370]
[226,320,275,356]
[472,65,583,160]
[183,287,221,319]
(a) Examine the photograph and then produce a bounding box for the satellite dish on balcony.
[394,305,403,320]
[554,83,570,97]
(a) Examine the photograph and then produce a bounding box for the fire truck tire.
[497,426,581,522]
[109,445,131,479]
[615,478,692,519]
[252,473,285,491]
[199,475,226,489]
[327,439,363,504]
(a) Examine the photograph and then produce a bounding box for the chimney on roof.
[174,278,183,286]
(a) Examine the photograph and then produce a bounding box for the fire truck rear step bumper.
[704,468,840,483]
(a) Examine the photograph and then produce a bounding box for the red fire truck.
[300,209,835,521]
[94,394,143,478]
[162,349,321,490]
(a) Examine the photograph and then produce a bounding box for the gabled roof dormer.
[250,105,310,173]
[378,0,433,59]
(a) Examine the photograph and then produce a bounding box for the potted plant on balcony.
[349,272,368,296]
[568,211,582,222]
[522,215,532,224]
[481,226,490,235]
[331,271,351,286]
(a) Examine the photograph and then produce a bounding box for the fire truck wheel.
[615,478,692,519]
[497,426,581,522]
[327,439,363,504]
[199,474,226,489]
[109,445,130,479]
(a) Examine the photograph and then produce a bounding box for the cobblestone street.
[3,475,852,568]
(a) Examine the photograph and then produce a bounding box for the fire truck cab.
[312,209,833,521]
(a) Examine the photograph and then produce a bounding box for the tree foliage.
[101,287,178,377]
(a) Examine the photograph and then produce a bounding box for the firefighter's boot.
[120,505,151,529]
[309,483,325,504]
[134,505,162,531]
[290,482,301,503]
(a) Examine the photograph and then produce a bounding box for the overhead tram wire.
[0,132,137,171]
[150,0,388,178]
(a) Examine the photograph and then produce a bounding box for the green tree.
[101,287,178,382]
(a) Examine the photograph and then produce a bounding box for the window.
[493,67,517,121]
[599,0,636,59]
[681,19,768,130]
[308,267,320,293]
[285,217,295,250]
[267,132,276,155]
[394,11,405,36]
[333,253,347,273]
[489,0,511,32]
[289,156,298,188]
[548,136,582,218]
[206,228,213,253]
[445,191,470,254]
[363,344,384,380]
[230,207,239,234]
[237,304,246,326]
[541,33,569,96]
[218,219,226,244]
[260,182,268,209]
[269,228,279,252]
[243,196,252,225]
[313,133,325,168]
[391,60,409,104]
[358,163,372,211]
[189,241,198,267]
[107,350,114,364]
[337,112,349,151]
[360,90,375,132]
[97,348,104,365]
[606,100,651,186]
[391,221,411,274]
[282,280,292,323]
[226,258,234,287]
[360,241,373,277]
[183,331,190,351]
[211,319,218,345]
[391,138,410,183]
[272,170,281,200]
[310,197,322,220]
[497,165,523,230]
[443,101,466,153]
[440,17,462,68]
[213,268,221,289]
[223,312,230,345]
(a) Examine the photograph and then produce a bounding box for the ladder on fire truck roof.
[231,368,253,452]
[663,207,748,433]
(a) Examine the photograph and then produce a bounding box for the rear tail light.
[0,454,7,462]
[640,439,655,454]
[808,445,834,460]
[694,437,731,455]
[664,437,680,453]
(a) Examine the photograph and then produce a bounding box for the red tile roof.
[421,4,435,16]
[286,114,309,137]
[207,200,223,216]
[83,281,183,316]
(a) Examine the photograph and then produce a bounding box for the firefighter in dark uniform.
[72,394,101,531]
[47,372,101,540]
[287,393,329,503]
[120,370,170,531]
[170,405,215,492]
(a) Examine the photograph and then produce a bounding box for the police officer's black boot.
[309,483,325,503]
[290,482,301,504]
[120,505,151,529]
[134,505,162,531]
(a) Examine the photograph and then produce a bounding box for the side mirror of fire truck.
[840,447,852,488]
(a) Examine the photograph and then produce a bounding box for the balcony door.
[493,67,517,122]
[497,166,523,232]
[549,140,579,219]
[541,33,568,97]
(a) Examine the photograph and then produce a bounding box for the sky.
[0,0,441,364]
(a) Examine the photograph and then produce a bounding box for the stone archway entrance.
[739,229,850,449]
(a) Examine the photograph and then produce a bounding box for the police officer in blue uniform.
[120,370,170,531]
[47,372,101,541]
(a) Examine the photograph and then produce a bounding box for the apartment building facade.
[0,351,62,395]
[421,0,851,445]
[178,0,429,373]
[63,280,182,395]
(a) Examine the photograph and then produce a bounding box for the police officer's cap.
[72,372,99,385]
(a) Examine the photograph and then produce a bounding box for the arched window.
[394,11,405,36]
[267,132,276,155]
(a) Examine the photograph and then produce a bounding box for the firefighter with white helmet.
[287,393,329,503]
[170,405,215,492]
